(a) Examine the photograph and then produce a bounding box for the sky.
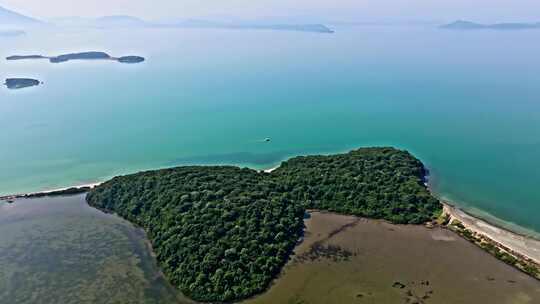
[2,0,540,22]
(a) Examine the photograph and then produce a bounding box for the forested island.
[6,51,145,64]
[4,78,40,89]
[87,147,441,302]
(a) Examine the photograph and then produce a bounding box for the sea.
[1,25,539,236]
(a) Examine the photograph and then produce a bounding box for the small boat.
[264,138,271,142]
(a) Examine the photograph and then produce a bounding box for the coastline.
[0,182,102,201]
[1,164,538,278]
[441,202,540,266]
[0,165,281,201]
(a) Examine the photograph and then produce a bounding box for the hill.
[0,5,42,26]
[441,20,540,30]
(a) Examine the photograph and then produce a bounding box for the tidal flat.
[1,195,539,304]
[246,211,540,304]
[0,195,192,304]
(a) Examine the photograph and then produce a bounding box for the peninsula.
[6,51,145,64]
[2,147,538,302]
[87,147,441,302]
[4,78,40,89]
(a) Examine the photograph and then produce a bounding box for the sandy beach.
[0,182,102,201]
[443,202,540,265]
[1,165,281,200]
[263,166,278,173]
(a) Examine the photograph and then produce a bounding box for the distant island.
[158,19,335,33]
[6,51,145,64]
[0,30,25,37]
[87,147,440,302]
[49,14,334,34]
[0,5,44,26]
[233,23,334,33]
[4,78,41,89]
[441,20,540,30]
[2,4,335,34]
[6,55,46,60]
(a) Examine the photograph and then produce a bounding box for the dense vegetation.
[274,148,439,224]
[450,220,540,280]
[87,147,440,302]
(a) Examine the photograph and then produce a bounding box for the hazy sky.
[2,0,540,22]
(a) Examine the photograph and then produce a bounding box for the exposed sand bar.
[1,165,281,200]
[0,182,102,200]
[444,202,540,265]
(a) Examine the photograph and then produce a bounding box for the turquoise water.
[1,26,539,234]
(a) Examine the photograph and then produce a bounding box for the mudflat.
[246,211,540,304]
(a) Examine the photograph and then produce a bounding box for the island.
[441,20,540,30]
[158,19,334,33]
[4,78,40,89]
[240,23,334,33]
[49,51,112,63]
[6,55,46,60]
[117,55,145,63]
[87,147,441,302]
[0,30,26,37]
[6,51,145,64]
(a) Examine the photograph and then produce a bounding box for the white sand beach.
[443,203,540,265]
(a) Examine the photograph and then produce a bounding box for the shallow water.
[246,211,540,304]
[0,26,539,235]
[0,195,190,304]
[1,195,539,303]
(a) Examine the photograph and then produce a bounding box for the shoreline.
[1,165,539,274]
[441,202,540,266]
[0,166,281,201]
[0,182,102,201]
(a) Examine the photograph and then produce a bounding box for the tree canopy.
[87,147,441,302]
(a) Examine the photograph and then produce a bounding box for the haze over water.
[1,26,539,234]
